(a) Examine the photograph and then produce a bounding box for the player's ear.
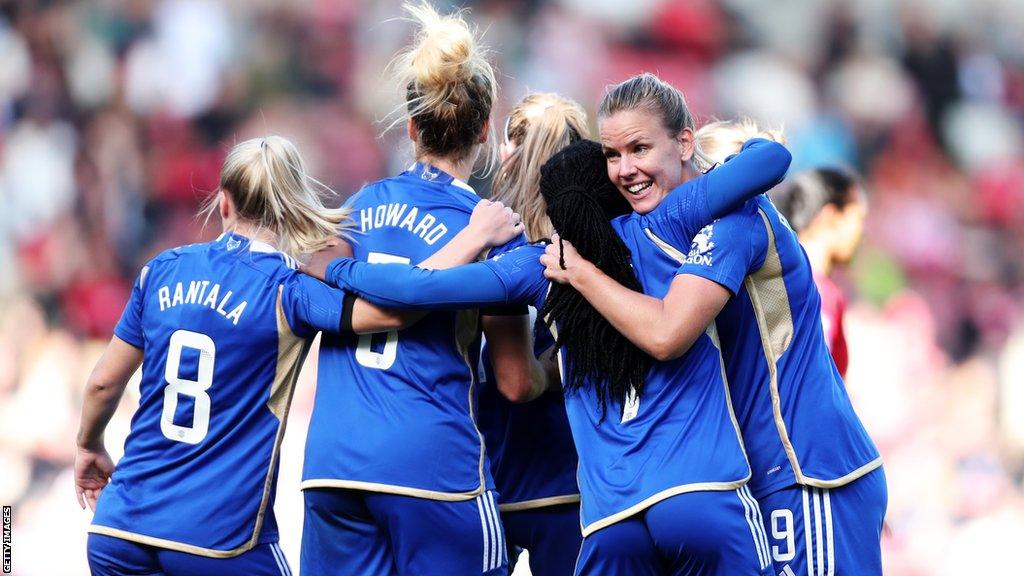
[219,190,232,221]
[478,119,490,144]
[676,128,695,163]
[407,118,418,143]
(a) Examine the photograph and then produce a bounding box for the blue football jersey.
[302,163,524,499]
[327,241,750,537]
[320,141,794,533]
[667,196,882,498]
[90,232,347,556]
[477,329,580,512]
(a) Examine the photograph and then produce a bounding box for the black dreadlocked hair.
[538,139,653,418]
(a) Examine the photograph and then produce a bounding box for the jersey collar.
[217,231,276,254]
[406,162,477,195]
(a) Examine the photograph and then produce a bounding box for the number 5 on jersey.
[354,252,410,370]
[161,329,215,444]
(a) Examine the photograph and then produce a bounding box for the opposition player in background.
[307,121,791,574]
[74,135,355,576]
[482,93,589,575]
[299,3,532,575]
[544,118,885,575]
[770,167,867,378]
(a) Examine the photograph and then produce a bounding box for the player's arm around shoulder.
[299,238,424,334]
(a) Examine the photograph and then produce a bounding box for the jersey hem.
[87,525,267,558]
[799,457,884,489]
[579,477,749,537]
[499,494,580,512]
[299,479,487,501]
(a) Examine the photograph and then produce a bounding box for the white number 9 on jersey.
[354,252,410,370]
[161,329,216,444]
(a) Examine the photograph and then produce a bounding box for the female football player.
[306,105,792,574]
[75,134,520,576]
[545,116,885,575]
[299,3,533,575]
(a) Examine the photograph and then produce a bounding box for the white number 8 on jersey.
[354,252,410,370]
[161,329,215,444]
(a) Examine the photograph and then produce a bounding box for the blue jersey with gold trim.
[90,232,346,557]
[326,241,750,537]
[321,139,792,531]
[671,196,881,498]
[302,163,524,498]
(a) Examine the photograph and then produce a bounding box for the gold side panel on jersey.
[269,286,309,420]
[456,302,488,497]
[743,208,803,480]
[251,285,312,547]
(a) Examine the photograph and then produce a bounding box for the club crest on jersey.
[419,164,440,181]
[684,223,715,266]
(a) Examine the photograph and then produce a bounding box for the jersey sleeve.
[113,265,148,349]
[322,244,547,311]
[480,245,549,310]
[675,204,768,295]
[279,274,349,338]
[480,233,531,315]
[646,138,791,249]
[325,255,522,310]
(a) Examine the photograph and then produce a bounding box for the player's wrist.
[566,257,600,288]
[77,439,104,452]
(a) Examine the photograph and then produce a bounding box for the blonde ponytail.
[492,93,589,241]
[210,136,352,259]
[389,1,497,169]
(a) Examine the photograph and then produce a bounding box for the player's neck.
[225,221,278,249]
[416,154,474,184]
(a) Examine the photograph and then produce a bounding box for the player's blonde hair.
[598,72,715,175]
[209,136,351,258]
[391,1,497,170]
[694,118,786,172]
[491,93,589,241]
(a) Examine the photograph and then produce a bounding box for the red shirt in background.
[815,273,849,378]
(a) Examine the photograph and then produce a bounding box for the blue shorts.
[87,533,291,576]
[503,502,582,576]
[574,488,773,576]
[301,488,508,576]
[757,467,887,576]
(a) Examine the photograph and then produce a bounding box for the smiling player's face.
[599,109,694,215]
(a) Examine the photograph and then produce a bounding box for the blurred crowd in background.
[1,0,1023,574]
